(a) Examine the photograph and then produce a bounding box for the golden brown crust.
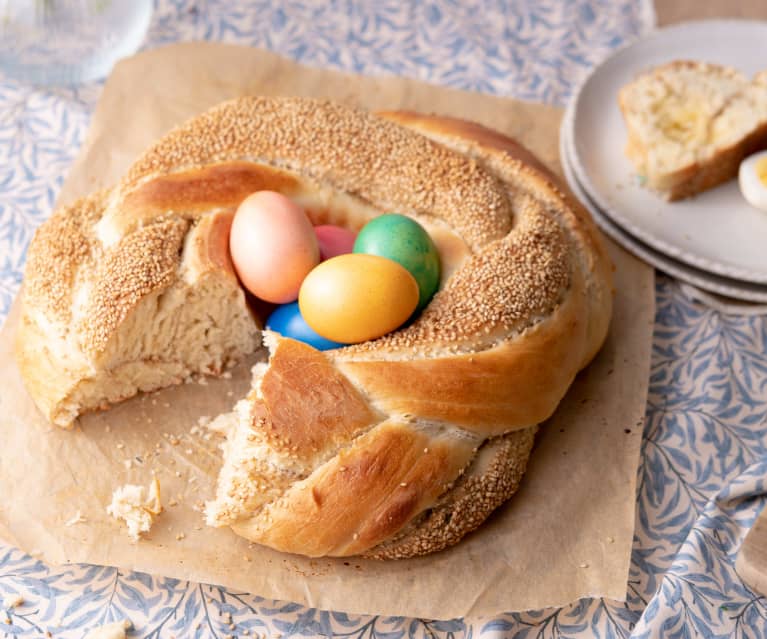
[232,419,477,557]
[336,259,588,433]
[186,209,237,278]
[206,102,613,558]
[18,97,613,556]
[365,428,537,560]
[665,121,767,200]
[115,162,304,236]
[255,338,381,460]
[122,98,512,250]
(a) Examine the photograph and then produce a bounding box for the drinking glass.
[0,0,153,85]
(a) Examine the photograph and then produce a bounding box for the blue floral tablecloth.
[2,2,766,638]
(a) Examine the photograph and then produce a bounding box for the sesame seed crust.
[18,98,613,558]
[23,191,104,325]
[208,105,612,559]
[122,97,511,250]
[340,206,571,356]
[77,217,189,359]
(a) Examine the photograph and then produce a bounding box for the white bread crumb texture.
[106,477,162,542]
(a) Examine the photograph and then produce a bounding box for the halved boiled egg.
[738,150,767,212]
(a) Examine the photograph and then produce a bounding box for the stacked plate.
[561,20,767,304]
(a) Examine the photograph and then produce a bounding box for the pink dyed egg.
[314,225,356,261]
[230,191,319,303]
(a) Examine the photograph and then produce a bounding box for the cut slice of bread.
[618,61,767,200]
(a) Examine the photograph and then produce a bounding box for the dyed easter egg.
[314,225,357,260]
[353,214,440,310]
[265,302,346,351]
[298,254,419,343]
[230,191,319,303]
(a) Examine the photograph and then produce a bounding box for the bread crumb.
[400,482,407,487]
[175,533,185,541]
[106,477,163,542]
[2,594,23,609]
[84,619,131,639]
[169,437,180,446]
[607,536,615,543]
[579,562,589,568]
[168,499,178,507]
[185,448,193,455]
[123,459,133,470]
[175,471,182,478]
[222,371,232,379]
[65,511,87,527]
[423,448,429,453]
[116,442,125,450]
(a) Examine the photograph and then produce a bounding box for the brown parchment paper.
[0,43,654,620]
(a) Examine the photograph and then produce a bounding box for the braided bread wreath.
[16,97,613,559]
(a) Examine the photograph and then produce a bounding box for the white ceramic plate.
[560,104,767,304]
[568,19,767,285]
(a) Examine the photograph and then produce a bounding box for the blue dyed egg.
[265,302,346,351]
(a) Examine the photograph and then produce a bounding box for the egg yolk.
[757,157,767,187]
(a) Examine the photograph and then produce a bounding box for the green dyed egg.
[353,214,441,310]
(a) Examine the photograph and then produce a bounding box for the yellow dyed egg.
[298,254,419,344]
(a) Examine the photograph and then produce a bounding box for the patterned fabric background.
[2,2,766,638]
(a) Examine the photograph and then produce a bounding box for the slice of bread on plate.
[618,60,767,201]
